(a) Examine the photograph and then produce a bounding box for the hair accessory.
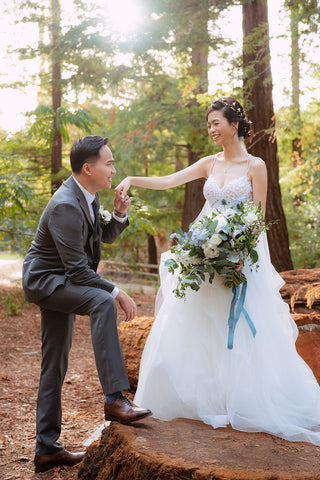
[212,98,249,122]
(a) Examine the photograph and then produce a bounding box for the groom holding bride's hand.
[23,136,151,473]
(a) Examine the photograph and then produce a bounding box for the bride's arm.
[116,155,211,196]
[250,158,267,213]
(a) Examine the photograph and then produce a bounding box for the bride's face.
[207,110,238,146]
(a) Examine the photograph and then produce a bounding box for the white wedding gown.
[134,172,320,446]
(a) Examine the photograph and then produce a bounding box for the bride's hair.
[207,97,251,139]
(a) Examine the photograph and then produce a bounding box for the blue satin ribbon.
[227,281,256,349]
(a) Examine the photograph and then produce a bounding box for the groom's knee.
[91,290,117,318]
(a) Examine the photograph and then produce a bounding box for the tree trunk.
[243,0,293,272]
[182,0,208,231]
[290,3,302,166]
[50,0,62,195]
[147,235,158,272]
[182,147,205,231]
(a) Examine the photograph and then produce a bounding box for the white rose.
[243,212,257,225]
[208,234,222,247]
[203,243,219,259]
[215,214,228,232]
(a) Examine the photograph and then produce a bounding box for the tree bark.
[182,147,205,231]
[290,3,302,166]
[243,0,293,271]
[181,0,208,231]
[50,0,62,195]
[147,235,158,272]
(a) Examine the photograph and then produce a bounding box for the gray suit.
[23,176,130,455]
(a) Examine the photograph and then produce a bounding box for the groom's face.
[87,145,116,192]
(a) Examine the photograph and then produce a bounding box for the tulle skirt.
[134,231,320,446]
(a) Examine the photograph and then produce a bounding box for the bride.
[116,97,320,446]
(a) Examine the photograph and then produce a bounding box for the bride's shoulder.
[248,154,267,173]
[199,153,218,163]
[197,153,218,175]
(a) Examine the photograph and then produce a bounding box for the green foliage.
[101,196,180,264]
[28,106,92,147]
[278,102,320,268]
[0,140,33,242]
[285,0,320,33]
[2,0,319,271]
[5,293,22,316]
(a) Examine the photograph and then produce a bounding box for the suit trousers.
[35,280,130,455]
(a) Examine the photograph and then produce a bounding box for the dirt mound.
[78,417,320,480]
[118,316,154,393]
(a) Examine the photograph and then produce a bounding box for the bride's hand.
[115,177,131,199]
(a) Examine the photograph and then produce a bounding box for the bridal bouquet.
[165,201,269,299]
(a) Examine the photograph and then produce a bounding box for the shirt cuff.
[112,211,127,223]
[111,286,119,298]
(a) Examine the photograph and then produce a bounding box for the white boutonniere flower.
[99,206,112,225]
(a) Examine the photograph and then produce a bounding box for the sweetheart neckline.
[206,174,251,191]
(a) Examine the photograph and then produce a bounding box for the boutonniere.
[99,206,112,225]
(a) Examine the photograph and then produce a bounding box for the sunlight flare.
[105,0,143,34]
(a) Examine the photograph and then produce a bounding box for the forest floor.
[1,260,320,480]
[0,259,156,480]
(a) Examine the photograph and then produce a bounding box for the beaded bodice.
[203,173,253,210]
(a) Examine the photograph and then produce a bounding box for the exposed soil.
[0,283,155,480]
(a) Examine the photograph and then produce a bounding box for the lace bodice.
[203,174,253,210]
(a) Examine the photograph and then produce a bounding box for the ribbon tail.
[242,306,256,338]
[227,281,256,349]
[227,285,240,350]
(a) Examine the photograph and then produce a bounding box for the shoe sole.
[35,461,82,473]
[104,410,152,425]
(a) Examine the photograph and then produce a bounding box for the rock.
[78,417,320,480]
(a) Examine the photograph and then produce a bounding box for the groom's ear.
[82,162,93,176]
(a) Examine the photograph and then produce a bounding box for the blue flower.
[221,198,227,205]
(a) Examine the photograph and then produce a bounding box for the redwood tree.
[50,0,62,194]
[181,0,208,231]
[242,0,293,271]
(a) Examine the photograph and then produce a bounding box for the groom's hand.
[116,290,137,322]
[114,189,130,215]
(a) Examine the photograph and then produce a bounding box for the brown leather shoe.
[34,449,85,473]
[104,395,152,424]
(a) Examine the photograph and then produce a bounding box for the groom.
[23,136,151,473]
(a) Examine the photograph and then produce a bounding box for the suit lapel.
[66,176,95,229]
[65,177,100,254]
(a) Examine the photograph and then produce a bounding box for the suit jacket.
[22,176,128,303]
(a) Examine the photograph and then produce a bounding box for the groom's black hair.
[70,136,109,173]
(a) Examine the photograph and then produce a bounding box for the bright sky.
[0,0,314,133]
